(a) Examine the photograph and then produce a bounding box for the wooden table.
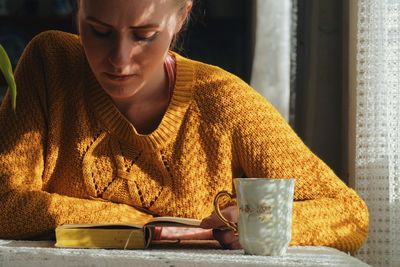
[0,239,370,267]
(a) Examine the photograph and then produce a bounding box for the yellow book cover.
[55,216,201,249]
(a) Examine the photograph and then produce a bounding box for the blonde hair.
[177,0,193,8]
[76,0,192,10]
[172,0,194,50]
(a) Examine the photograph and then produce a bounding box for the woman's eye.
[134,32,159,42]
[90,26,111,37]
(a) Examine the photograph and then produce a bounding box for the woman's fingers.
[200,206,241,249]
[167,206,240,249]
[200,206,239,229]
[212,229,242,250]
[155,226,241,250]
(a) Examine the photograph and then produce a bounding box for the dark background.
[0,0,253,94]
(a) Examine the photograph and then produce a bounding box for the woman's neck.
[113,63,171,134]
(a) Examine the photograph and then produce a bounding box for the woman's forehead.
[80,0,177,27]
[80,0,175,12]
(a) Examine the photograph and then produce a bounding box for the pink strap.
[164,53,176,98]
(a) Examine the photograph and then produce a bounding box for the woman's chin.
[101,86,139,101]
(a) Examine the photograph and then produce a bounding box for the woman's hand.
[200,206,241,249]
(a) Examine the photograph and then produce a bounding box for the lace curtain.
[355,0,400,266]
[250,0,292,120]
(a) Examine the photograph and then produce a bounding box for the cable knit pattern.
[0,31,368,252]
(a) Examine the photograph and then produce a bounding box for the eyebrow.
[86,16,160,29]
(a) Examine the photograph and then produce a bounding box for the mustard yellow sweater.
[0,31,368,252]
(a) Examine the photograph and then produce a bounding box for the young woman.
[0,0,368,252]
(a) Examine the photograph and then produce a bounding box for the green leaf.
[0,44,17,111]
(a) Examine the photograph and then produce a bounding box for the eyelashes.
[135,32,159,42]
[90,26,111,37]
[89,25,159,43]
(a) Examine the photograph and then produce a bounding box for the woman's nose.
[108,37,134,68]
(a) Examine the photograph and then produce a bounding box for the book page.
[147,216,201,227]
[56,220,150,230]
[56,217,201,230]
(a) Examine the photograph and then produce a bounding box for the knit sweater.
[0,31,368,252]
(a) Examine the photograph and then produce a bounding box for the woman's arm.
[0,33,152,239]
[230,84,368,252]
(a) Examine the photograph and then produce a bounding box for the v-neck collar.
[84,52,195,151]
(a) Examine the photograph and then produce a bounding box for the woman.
[0,0,368,252]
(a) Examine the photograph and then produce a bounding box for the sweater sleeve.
[231,84,368,252]
[0,33,152,239]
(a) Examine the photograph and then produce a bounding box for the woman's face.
[78,0,189,101]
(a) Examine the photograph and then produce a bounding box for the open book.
[55,216,201,249]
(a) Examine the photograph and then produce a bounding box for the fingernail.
[200,218,210,228]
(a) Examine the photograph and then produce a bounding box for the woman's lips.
[104,72,136,82]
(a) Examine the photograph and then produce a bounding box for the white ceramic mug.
[214,178,295,256]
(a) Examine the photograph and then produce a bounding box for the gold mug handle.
[213,191,238,236]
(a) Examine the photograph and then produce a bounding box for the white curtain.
[250,0,292,121]
[355,0,400,266]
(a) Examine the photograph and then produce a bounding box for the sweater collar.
[84,52,195,151]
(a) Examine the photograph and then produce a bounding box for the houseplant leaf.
[0,44,17,110]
